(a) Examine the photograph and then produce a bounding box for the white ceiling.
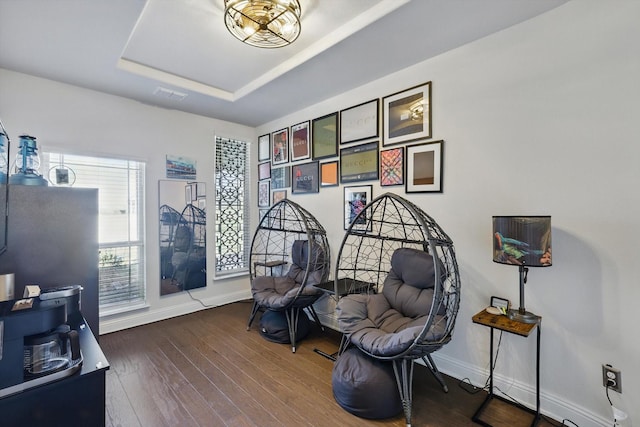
[0,0,567,127]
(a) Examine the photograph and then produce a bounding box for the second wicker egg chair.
[334,193,461,426]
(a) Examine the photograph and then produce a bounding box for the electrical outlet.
[602,364,622,393]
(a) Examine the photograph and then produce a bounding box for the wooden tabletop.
[472,309,539,337]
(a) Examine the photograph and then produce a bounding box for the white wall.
[256,1,639,426]
[0,68,256,333]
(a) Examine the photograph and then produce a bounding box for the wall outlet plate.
[602,364,622,393]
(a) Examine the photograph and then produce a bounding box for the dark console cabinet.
[0,316,109,426]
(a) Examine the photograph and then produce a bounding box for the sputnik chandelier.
[224,0,302,48]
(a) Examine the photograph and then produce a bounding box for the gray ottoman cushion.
[332,347,402,419]
[259,309,310,344]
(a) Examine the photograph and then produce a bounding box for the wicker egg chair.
[334,192,461,427]
[247,199,330,352]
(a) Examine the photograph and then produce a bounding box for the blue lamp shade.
[493,216,551,267]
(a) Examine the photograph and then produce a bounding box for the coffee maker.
[0,285,83,398]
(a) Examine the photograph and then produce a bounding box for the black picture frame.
[258,161,271,181]
[271,166,290,189]
[292,161,319,194]
[383,81,432,146]
[344,185,372,230]
[405,140,443,193]
[258,180,270,207]
[258,133,270,162]
[380,146,404,187]
[339,141,379,183]
[272,128,289,165]
[290,120,311,162]
[320,160,339,187]
[340,98,379,144]
[312,112,339,160]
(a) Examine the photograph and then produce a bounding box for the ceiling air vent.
[153,87,188,101]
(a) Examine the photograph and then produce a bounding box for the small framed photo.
[258,161,271,181]
[491,296,510,312]
[258,180,270,207]
[271,166,290,189]
[320,160,339,187]
[312,112,339,160]
[380,146,404,187]
[292,161,319,194]
[406,140,443,193]
[258,133,271,162]
[272,128,289,165]
[344,185,372,230]
[340,141,379,183]
[383,81,432,146]
[272,189,287,204]
[340,99,379,144]
[290,120,311,162]
[259,208,270,221]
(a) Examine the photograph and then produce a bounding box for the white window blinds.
[43,153,146,313]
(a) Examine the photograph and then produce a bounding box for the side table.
[471,309,541,427]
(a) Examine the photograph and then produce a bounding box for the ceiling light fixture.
[224,0,302,49]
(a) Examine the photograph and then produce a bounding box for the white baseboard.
[428,353,611,427]
[99,289,251,335]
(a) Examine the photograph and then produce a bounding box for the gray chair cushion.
[252,240,324,310]
[336,247,445,357]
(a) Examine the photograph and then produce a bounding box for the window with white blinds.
[214,136,250,276]
[42,153,146,314]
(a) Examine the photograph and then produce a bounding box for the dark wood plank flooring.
[100,301,559,427]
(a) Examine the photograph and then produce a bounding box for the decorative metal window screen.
[42,153,146,313]
[215,136,250,275]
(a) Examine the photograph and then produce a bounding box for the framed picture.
[320,160,339,187]
[340,99,379,144]
[290,120,311,161]
[258,133,270,161]
[185,184,193,205]
[383,81,432,146]
[380,147,404,186]
[491,296,510,313]
[258,161,271,181]
[272,189,287,204]
[292,161,319,194]
[344,185,372,230]
[259,208,269,221]
[272,128,289,165]
[339,141,379,183]
[312,112,338,160]
[406,140,443,193]
[258,180,270,207]
[271,166,290,189]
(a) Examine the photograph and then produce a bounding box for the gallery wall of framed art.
[256,80,444,230]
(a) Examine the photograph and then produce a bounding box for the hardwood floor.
[100,301,559,427]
